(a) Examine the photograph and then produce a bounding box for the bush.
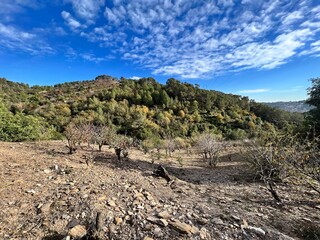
[141,136,163,154]
[226,128,247,140]
[288,136,320,193]
[0,103,55,142]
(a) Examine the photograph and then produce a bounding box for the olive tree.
[92,124,116,151]
[112,135,133,160]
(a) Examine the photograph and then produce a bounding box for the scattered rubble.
[0,141,319,239]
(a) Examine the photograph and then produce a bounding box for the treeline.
[0,76,305,142]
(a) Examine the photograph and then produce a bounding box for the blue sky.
[1,0,320,102]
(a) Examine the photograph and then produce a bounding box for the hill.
[0,76,304,142]
[263,100,313,113]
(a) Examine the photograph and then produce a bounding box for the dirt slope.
[0,141,319,240]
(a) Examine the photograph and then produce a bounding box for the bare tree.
[247,134,320,202]
[164,138,176,157]
[247,141,287,202]
[92,124,116,151]
[196,133,223,166]
[64,122,82,154]
[78,122,94,148]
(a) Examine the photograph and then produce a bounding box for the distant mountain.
[263,100,313,113]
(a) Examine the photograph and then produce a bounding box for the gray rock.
[199,227,211,240]
[68,225,87,239]
[153,227,163,237]
[211,217,224,225]
[107,199,116,207]
[265,228,296,240]
[169,219,199,234]
[197,217,209,225]
[147,216,168,227]
[157,210,171,219]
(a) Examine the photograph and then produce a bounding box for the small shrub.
[176,156,184,167]
[226,128,247,140]
[163,138,176,157]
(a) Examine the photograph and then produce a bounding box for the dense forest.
[0,75,304,141]
[0,75,308,142]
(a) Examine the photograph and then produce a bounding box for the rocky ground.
[0,141,319,240]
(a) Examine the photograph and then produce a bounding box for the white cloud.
[218,0,234,8]
[300,40,320,56]
[67,0,105,21]
[61,11,81,29]
[80,53,105,63]
[130,76,141,80]
[0,23,54,55]
[0,0,48,22]
[282,11,303,26]
[0,23,34,40]
[60,0,320,78]
[238,89,270,94]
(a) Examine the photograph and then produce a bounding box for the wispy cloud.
[299,40,320,57]
[80,53,105,63]
[238,89,270,94]
[71,0,320,78]
[0,23,54,55]
[0,0,48,22]
[66,0,105,22]
[3,0,320,80]
[61,11,82,30]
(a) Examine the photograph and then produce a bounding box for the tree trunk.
[115,148,121,160]
[266,181,281,202]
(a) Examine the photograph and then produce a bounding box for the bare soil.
[0,141,319,240]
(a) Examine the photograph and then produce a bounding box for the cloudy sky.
[1,0,320,102]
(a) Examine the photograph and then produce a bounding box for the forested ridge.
[0,75,304,141]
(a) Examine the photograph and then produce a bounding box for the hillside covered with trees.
[0,75,305,142]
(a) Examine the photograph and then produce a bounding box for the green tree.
[306,78,320,136]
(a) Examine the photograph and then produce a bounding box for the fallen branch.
[153,165,172,182]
